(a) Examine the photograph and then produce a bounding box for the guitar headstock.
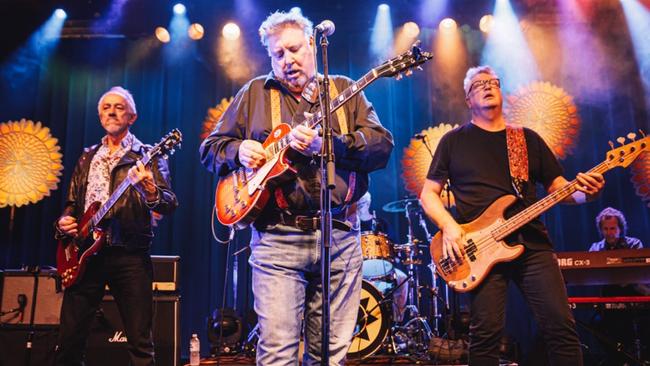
[605,131,647,169]
[149,128,183,160]
[374,42,433,79]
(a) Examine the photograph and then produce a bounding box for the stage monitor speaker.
[86,294,180,366]
[0,269,62,325]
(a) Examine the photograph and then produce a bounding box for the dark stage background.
[0,0,648,361]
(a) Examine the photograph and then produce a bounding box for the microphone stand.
[318,32,334,366]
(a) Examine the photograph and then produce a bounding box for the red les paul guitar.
[56,129,182,288]
[215,45,433,229]
[430,133,648,293]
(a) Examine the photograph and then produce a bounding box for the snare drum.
[360,231,395,280]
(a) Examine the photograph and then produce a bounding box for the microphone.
[315,20,335,36]
[414,133,426,140]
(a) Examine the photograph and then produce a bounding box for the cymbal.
[382,198,420,213]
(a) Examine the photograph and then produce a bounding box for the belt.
[277,212,352,232]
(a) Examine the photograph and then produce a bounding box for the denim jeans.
[468,249,582,366]
[249,222,363,366]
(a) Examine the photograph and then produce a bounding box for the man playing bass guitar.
[420,66,604,365]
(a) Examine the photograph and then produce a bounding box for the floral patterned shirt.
[84,133,134,211]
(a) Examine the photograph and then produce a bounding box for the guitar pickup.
[465,239,477,262]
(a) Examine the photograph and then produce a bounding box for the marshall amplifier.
[86,294,180,366]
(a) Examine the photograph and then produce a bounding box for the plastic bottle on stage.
[190,333,200,365]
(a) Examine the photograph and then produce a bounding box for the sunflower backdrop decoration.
[401,123,458,207]
[503,81,580,160]
[630,152,650,208]
[200,97,234,141]
[0,119,63,207]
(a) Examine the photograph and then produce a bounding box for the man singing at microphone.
[200,10,393,366]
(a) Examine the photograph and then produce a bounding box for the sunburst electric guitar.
[56,129,182,288]
[430,133,648,293]
[215,45,433,229]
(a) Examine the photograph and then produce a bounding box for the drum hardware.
[382,198,434,358]
[381,197,451,344]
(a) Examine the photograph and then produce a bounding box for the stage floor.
[187,355,518,365]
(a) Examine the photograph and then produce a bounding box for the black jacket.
[57,135,177,250]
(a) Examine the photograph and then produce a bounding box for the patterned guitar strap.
[505,125,529,198]
[269,79,355,211]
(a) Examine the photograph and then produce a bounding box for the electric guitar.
[215,45,433,228]
[56,129,182,288]
[430,133,648,293]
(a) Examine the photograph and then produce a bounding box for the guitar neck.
[492,160,611,240]
[91,154,152,226]
[264,70,380,158]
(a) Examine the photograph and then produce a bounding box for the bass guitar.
[215,45,433,228]
[430,133,648,292]
[56,129,182,288]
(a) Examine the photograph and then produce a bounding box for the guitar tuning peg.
[627,132,637,141]
[616,137,626,145]
[608,141,615,150]
[640,130,646,138]
[416,66,423,71]
[395,73,403,81]
[405,69,413,76]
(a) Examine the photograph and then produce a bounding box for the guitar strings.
[439,160,611,273]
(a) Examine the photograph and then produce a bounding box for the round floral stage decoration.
[0,119,63,207]
[630,152,650,208]
[401,123,458,207]
[504,81,580,160]
[201,97,234,141]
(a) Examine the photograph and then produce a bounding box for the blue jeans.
[249,223,363,366]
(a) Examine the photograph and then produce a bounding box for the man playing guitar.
[55,86,178,365]
[420,66,604,365]
[199,10,393,365]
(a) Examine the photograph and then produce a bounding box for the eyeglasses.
[467,78,500,95]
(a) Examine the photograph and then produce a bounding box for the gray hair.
[595,207,627,238]
[463,65,499,95]
[97,86,137,115]
[258,10,313,51]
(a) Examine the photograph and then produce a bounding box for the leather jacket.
[56,135,178,250]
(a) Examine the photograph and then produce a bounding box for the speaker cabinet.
[0,327,58,366]
[0,269,63,325]
[86,294,180,366]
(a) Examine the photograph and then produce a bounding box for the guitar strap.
[270,80,355,213]
[505,125,529,198]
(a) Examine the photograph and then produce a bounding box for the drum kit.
[348,197,451,360]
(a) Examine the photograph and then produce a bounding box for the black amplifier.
[152,255,180,292]
[86,294,180,366]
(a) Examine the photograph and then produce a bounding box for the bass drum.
[347,280,391,359]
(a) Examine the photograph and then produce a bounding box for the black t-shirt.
[427,123,563,250]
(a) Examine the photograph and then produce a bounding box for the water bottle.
[189,333,200,366]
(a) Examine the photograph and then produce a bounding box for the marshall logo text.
[108,331,128,343]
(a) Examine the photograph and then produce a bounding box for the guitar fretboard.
[491,161,611,240]
[91,153,153,226]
